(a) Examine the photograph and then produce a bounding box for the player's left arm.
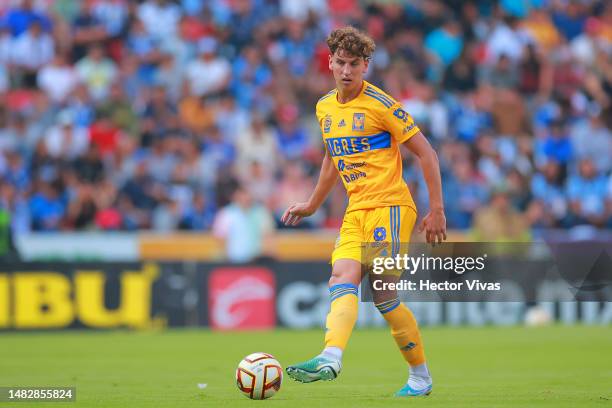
[381,103,447,244]
[402,132,447,245]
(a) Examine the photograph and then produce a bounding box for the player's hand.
[281,202,315,226]
[418,209,447,245]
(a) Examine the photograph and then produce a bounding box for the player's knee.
[329,270,349,287]
[329,260,361,287]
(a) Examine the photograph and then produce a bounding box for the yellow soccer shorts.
[331,205,417,269]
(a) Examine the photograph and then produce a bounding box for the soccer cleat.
[394,382,433,397]
[285,356,341,383]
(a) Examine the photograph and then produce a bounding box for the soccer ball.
[524,306,552,327]
[235,352,283,400]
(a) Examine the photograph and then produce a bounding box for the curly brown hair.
[326,26,376,60]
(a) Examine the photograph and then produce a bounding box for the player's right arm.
[281,149,338,226]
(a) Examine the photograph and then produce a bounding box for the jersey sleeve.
[315,101,325,132]
[381,102,421,144]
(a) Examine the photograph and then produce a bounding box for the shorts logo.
[374,227,386,241]
[338,119,346,128]
[352,113,365,131]
[324,115,332,133]
[337,159,345,171]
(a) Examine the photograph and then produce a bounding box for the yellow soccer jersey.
[316,80,420,213]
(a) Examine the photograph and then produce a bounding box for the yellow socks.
[376,299,426,366]
[324,284,359,350]
[322,285,426,369]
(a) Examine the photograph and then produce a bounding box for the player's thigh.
[331,210,364,266]
[364,205,417,287]
[365,205,417,255]
[331,210,366,286]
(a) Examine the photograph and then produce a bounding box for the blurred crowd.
[0,0,611,238]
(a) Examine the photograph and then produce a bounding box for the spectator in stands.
[231,44,273,109]
[96,81,139,138]
[531,160,567,226]
[521,9,562,52]
[71,0,108,61]
[487,16,524,63]
[28,180,65,231]
[235,113,278,176]
[184,36,231,97]
[443,159,488,229]
[239,160,275,208]
[179,190,215,231]
[137,0,182,46]
[425,17,464,67]
[10,20,54,87]
[37,53,79,105]
[3,0,51,37]
[472,186,531,242]
[0,26,11,71]
[75,44,117,101]
[566,158,609,227]
[480,54,519,89]
[141,85,178,142]
[442,47,477,94]
[552,0,587,41]
[274,104,312,161]
[541,119,573,175]
[518,43,549,96]
[44,110,89,160]
[73,144,104,184]
[0,151,29,192]
[65,182,98,229]
[570,108,612,174]
[213,183,275,263]
[126,18,162,84]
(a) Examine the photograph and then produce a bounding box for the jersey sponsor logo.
[337,160,366,172]
[323,115,332,133]
[352,113,365,131]
[338,119,346,128]
[342,172,367,183]
[345,161,366,170]
[374,227,386,241]
[325,131,391,157]
[393,107,409,122]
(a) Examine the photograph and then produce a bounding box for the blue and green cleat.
[285,356,342,383]
[394,382,433,397]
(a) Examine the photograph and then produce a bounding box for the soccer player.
[280,27,447,397]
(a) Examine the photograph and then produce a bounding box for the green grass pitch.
[1,326,610,407]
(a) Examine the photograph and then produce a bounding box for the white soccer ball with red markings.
[236,352,283,400]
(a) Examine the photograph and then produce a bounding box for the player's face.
[329,50,369,92]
